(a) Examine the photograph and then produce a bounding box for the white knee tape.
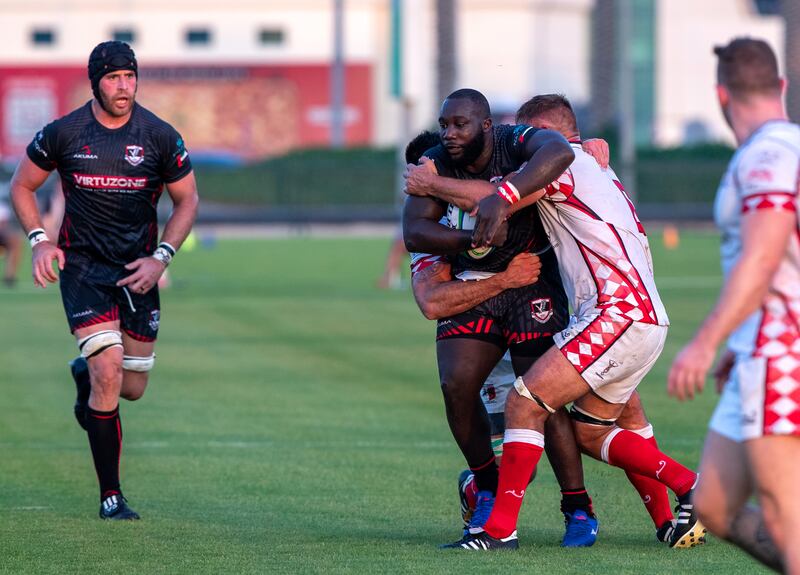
[630,424,654,439]
[513,377,556,414]
[78,330,123,358]
[122,354,155,372]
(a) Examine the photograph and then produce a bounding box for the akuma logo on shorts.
[73,173,147,189]
[530,298,553,323]
[70,309,94,319]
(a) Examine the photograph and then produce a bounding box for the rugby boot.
[466,490,495,534]
[561,509,598,547]
[438,483,499,548]
[657,519,676,543]
[457,470,477,528]
[441,529,519,550]
[99,494,140,520]
[669,486,707,548]
[69,356,90,431]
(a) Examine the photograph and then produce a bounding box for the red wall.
[0,63,372,161]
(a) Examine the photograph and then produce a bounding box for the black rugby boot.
[99,494,140,521]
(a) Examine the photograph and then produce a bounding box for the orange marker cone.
[663,224,680,250]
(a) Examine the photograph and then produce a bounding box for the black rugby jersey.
[27,101,192,266]
[425,124,552,277]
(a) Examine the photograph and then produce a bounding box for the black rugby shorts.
[59,253,160,342]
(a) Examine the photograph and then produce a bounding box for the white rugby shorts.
[710,352,800,442]
[554,312,667,404]
[481,352,514,415]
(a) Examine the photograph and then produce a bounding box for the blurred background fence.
[191,144,731,223]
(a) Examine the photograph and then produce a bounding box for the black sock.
[85,405,122,500]
[560,487,595,517]
[470,456,499,495]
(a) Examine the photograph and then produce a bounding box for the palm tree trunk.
[589,0,617,134]
[436,0,457,107]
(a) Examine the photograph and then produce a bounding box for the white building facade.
[0,0,785,159]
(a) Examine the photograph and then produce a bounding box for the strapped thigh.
[569,404,616,426]
[513,377,556,414]
[122,354,156,372]
[77,330,123,358]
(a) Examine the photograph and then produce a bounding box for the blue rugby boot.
[561,509,598,547]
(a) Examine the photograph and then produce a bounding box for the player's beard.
[98,87,136,118]
[450,130,486,168]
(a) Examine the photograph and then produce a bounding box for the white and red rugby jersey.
[714,120,800,356]
[536,143,668,326]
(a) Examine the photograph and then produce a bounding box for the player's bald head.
[516,94,577,134]
[714,37,781,99]
[443,89,491,120]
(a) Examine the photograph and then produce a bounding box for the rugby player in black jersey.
[402,89,599,547]
[10,41,198,520]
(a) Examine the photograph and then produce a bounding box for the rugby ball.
[446,204,493,259]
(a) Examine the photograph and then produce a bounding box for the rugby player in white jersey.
[668,38,797,573]
[411,94,703,550]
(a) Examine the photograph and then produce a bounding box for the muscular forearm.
[160,191,198,251]
[10,158,52,236]
[427,178,496,212]
[403,219,472,255]
[10,183,44,234]
[413,273,508,320]
[694,212,794,351]
[426,174,540,216]
[507,141,574,199]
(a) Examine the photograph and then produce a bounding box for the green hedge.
[193,144,733,207]
[194,147,396,206]
[634,144,731,204]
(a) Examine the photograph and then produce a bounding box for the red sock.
[482,432,544,539]
[624,434,674,528]
[606,429,696,497]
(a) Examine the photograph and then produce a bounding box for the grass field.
[0,231,770,574]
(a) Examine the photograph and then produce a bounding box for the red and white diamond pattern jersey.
[755,295,800,434]
[714,120,800,355]
[535,145,667,325]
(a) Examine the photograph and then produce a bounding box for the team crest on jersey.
[148,310,160,332]
[530,298,553,323]
[125,145,144,166]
